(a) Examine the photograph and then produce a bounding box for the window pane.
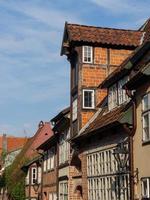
[83,46,92,63]
[72,98,77,121]
[83,90,94,108]
[143,94,149,111]
[142,178,150,198]
[143,113,150,141]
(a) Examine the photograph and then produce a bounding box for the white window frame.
[49,193,57,200]
[59,181,68,200]
[87,147,130,200]
[37,166,41,184]
[31,167,37,185]
[141,178,150,198]
[72,98,77,121]
[83,89,95,109]
[118,76,129,105]
[108,84,118,110]
[142,93,150,142]
[43,152,47,172]
[59,129,70,165]
[82,46,93,63]
[47,147,55,171]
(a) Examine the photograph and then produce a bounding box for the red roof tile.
[25,122,53,158]
[72,103,130,140]
[7,137,28,153]
[67,23,143,47]
[99,19,150,88]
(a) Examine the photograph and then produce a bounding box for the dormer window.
[108,76,129,110]
[118,77,128,105]
[82,46,93,63]
[83,89,95,109]
[108,84,117,110]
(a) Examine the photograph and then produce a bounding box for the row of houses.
[3,18,150,200]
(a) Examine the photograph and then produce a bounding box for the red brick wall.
[69,45,134,200]
[78,46,133,129]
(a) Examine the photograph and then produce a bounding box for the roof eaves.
[100,41,150,89]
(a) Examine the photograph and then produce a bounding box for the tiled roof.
[25,122,53,158]
[7,137,28,153]
[67,23,143,47]
[124,62,150,89]
[140,18,150,43]
[51,106,70,123]
[100,19,150,88]
[72,103,130,141]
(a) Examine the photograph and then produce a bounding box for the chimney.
[38,121,44,129]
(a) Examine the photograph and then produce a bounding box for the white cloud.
[90,0,149,15]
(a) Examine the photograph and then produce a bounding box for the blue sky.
[0,0,149,137]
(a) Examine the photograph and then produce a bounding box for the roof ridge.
[67,22,143,33]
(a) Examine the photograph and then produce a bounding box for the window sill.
[142,140,150,146]
[82,62,93,64]
[82,107,96,111]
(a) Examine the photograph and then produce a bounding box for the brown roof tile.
[99,19,150,88]
[67,23,143,47]
[73,103,130,140]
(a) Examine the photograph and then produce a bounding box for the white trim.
[83,89,95,109]
[141,178,150,198]
[59,180,68,200]
[82,46,93,63]
[142,93,150,142]
[72,98,77,121]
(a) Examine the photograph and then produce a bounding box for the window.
[49,193,57,200]
[142,93,150,142]
[141,178,150,199]
[118,77,128,105]
[43,152,47,172]
[83,89,95,109]
[59,129,70,164]
[72,98,77,121]
[87,147,130,200]
[38,167,41,184]
[82,46,93,63]
[59,181,68,200]
[31,167,37,184]
[108,84,117,110]
[25,170,29,185]
[47,147,55,171]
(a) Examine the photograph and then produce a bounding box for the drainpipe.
[125,87,137,200]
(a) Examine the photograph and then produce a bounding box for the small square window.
[83,89,95,109]
[82,46,93,63]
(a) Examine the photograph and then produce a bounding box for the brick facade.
[61,22,142,200]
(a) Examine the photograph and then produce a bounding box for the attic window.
[82,46,93,63]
